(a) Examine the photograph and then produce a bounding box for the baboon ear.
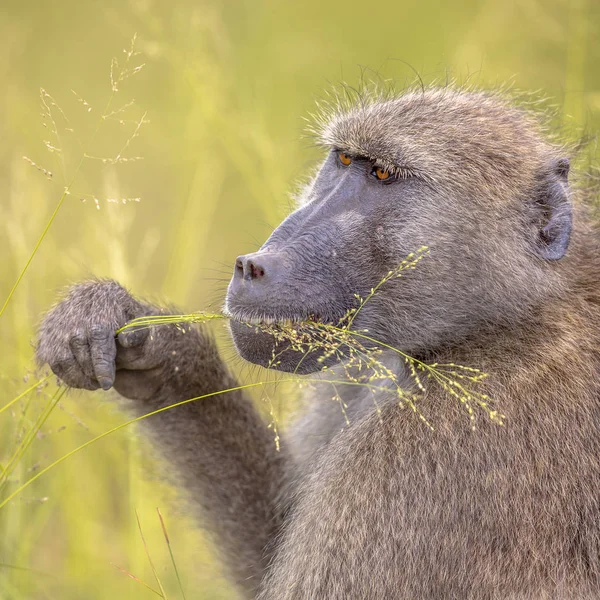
[534,158,572,261]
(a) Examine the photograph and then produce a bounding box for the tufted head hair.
[311,87,570,198]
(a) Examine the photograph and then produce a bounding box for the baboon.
[37,87,600,599]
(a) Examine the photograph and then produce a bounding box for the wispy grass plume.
[0,34,146,318]
[120,247,503,431]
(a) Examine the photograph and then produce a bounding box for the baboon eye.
[374,167,391,181]
[338,152,352,166]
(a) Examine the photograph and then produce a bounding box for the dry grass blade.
[157,508,187,600]
[112,563,164,598]
[135,510,169,599]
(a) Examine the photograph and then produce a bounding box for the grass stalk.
[136,510,169,599]
[0,374,52,417]
[0,376,441,511]
[0,34,143,320]
[112,563,163,598]
[0,386,66,488]
[157,508,187,600]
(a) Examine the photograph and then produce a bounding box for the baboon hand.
[37,280,185,400]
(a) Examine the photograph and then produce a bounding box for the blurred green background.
[0,0,598,598]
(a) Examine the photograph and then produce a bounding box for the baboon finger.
[51,357,100,391]
[117,325,149,349]
[115,342,162,371]
[69,330,95,380]
[88,326,117,390]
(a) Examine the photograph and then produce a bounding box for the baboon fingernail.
[98,377,113,391]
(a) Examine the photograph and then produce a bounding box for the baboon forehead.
[317,88,553,186]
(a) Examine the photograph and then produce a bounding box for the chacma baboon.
[37,87,600,599]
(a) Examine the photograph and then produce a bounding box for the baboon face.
[226,90,572,373]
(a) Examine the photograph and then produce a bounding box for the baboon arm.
[135,349,289,598]
[36,280,288,598]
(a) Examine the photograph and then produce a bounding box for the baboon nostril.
[235,255,269,281]
[248,261,266,280]
[234,258,245,280]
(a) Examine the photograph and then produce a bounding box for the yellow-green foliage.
[0,1,599,598]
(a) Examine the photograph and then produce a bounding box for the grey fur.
[37,88,600,599]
